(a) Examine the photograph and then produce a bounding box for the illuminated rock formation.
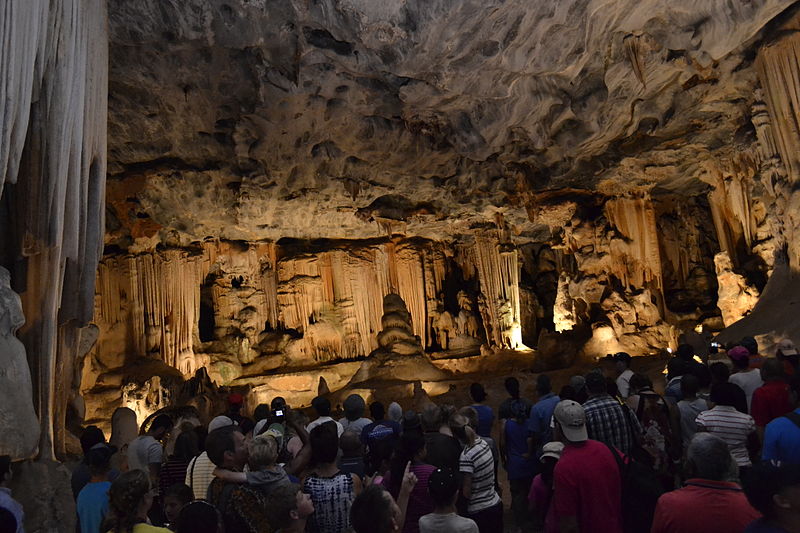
[714,252,761,327]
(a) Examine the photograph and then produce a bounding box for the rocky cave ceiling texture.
[107,0,795,244]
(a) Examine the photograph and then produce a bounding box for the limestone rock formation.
[373,293,425,358]
[714,252,761,327]
[0,267,40,459]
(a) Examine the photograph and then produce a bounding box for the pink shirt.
[553,440,623,533]
[528,474,558,533]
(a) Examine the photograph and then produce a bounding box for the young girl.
[528,441,563,533]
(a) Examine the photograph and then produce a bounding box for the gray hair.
[687,433,736,481]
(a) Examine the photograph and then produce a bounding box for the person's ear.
[289,509,300,520]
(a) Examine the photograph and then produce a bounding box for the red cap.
[228,393,244,405]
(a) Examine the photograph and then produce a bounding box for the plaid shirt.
[583,395,641,454]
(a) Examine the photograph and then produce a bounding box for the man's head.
[629,373,651,394]
[421,404,442,432]
[310,421,339,465]
[536,374,552,396]
[350,484,401,533]
[777,339,798,358]
[248,434,279,471]
[728,346,751,370]
[253,403,271,422]
[667,357,690,380]
[584,371,607,395]
[227,393,244,413]
[740,336,759,356]
[370,401,385,421]
[676,344,695,362]
[339,431,363,457]
[343,394,366,422]
[686,433,735,481]
[80,426,105,456]
[710,382,742,408]
[469,382,487,403]
[149,414,174,440]
[553,400,588,443]
[744,463,800,523]
[427,468,461,508]
[504,377,520,399]
[86,444,113,478]
[311,396,331,417]
[266,482,314,531]
[709,362,731,384]
[762,358,786,382]
[680,373,700,399]
[207,415,234,433]
[206,425,247,469]
[614,352,632,374]
[163,483,193,525]
[270,396,287,410]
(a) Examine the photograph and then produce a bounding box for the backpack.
[605,443,665,533]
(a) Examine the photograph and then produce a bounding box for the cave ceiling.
[107,0,797,246]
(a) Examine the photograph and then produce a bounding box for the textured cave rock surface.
[107,0,795,244]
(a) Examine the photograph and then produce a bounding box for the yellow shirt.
[108,524,172,533]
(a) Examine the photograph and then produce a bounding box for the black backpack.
[605,443,665,533]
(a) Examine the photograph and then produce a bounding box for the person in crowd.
[362,402,402,475]
[307,396,344,437]
[762,379,800,464]
[350,464,418,533]
[237,418,255,440]
[384,431,435,533]
[568,375,588,404]
[419,468,479,533]
[468,383,494,439]
[743,462,800,532]
[650,433,760,533]
[175,501,223,533]
[76,444,114,533]
[72,425,118,499]
[498,377,532,421]
[582,370,641,454]
[128,414,173,488]
[696,382,758,472]
[551,400,623,533]
[403,410,423,435]
[729,345,764,411]
[710,362,748,413]
[253,403,271,423]
[752,359,793,435]
[677,373,708,449]
[213,434,291,496]
[388,402,404,427]
[741,336,765,370]
[626,373,680,480]
[159,429,198,497]
[527,374,560,454]
[776,338,799,377]
[106,469,171,533]
[225,393,245,424]
[0,508,17,533]
[303,421,362,533]
[557,385,577,403]
[185,416,234,499]
[527,442,563,533]
[264,482,315,533]
[503,401,537,533]
[613,352,634,399]
[161,483,193,530]
[206,425,271,533]
[339,394,372,435]
[420,404,462,473]
[665,358,689,404]
[459,407,499,475]
[0,457,23,533]
[676,344,706,381]
[338,431,366,479]
[450,413,503,532]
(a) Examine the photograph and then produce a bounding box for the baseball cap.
[553,400,588,442]
[727,346,750,362]
[540,441,565,461]
[208,415,235,433]
[777,338,798,356]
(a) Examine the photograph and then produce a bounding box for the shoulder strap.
[784,411,800,429]
[604,442,625,474]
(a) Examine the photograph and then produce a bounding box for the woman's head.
[108,470,152,533]
[310,421,339,465]
[173,430,199,462]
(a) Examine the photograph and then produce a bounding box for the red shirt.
[751,381,793,427]
[651,479,760,533]
[553,439,622,533]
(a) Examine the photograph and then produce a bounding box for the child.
[77,445,114,533]
[528,441,563,533]
[265,482,315,533]
[418,468,478,533]
[212,434,290,496]
[162,483,193,530]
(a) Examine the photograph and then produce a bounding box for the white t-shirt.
[729,370,764,412]
[419,512,479,533]
[306,416,344,436]
[339,417,372,436]
[126,436,162,473]
[616,369,634,398]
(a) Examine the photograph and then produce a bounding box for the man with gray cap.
[551,400,623,533]
[185,415,235,499]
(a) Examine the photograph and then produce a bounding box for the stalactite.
[706,155,759,266]
[605,197,663,290]
[0,0,107,460]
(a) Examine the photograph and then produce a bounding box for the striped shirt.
[185,452,216,499]
[459,437,500,513]
[583,395,641,455]
[696,406,755,466]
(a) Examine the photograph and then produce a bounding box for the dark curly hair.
[107,469,151,533]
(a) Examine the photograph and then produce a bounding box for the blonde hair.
[249,434,278,470]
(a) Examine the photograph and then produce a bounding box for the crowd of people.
[2,336,800,533]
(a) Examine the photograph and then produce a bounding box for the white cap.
[208,415,234,433]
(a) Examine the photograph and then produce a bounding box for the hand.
[400,461,418,495]
[212,467,223,477]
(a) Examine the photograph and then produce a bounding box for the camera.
[270,408,285,423]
